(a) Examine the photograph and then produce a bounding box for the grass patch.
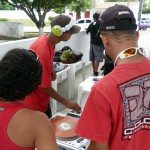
[0,18,9,21]
[8,19,50,27]
[24,32,49,38]
[24,32,39,38]
[0,32,42,41]
[0,31,51,40]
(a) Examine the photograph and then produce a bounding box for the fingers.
[77,106,82,113]
[66,101,82,113]
[74,103,82,113]
[51,75,56,81]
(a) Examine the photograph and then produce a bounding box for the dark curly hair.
[0,48,42,101]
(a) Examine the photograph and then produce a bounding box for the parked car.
[74,18,92,30]
[141,18,150,21]
[139,20,150,30]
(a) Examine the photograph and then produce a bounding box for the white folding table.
[77,76,103,106]
[51,66,70,114]
[67,60,85,98]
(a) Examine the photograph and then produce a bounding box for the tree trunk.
[39,27,44,35]
[77,11,81,19]
[76,9,81,19]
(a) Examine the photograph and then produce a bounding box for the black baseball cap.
[99,4,137,31]
[51,15,81,34]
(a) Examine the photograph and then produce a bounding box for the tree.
[53,7,65,14]
[1,0,77,35]
[142,2,150,14]
[0,2,14,10]
[105,0,138,2]
[68,0,92,19]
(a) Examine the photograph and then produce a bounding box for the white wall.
[0,38,37,59]
[130,4,139,21]
[0,10,58,22]
[0,22,24,38]
[0,31,91,65]
[56,30,90,65]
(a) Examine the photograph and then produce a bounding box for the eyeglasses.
[114,47,146,66]
[28,49,39,60]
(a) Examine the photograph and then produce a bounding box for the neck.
[114,47,146,67]
[46,33,60,48]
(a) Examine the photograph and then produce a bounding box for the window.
[86,20,91,23]
[78,20,84,24]
[145,21,150,23]
[141,18,150,20]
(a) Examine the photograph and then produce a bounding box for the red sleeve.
[29,35,54,89]
[39,53,52,88]
[75,84,111,143]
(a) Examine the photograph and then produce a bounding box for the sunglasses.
[28,49,39,60]
[114,47,146,66]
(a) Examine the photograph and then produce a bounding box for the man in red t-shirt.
[23,15,81,118]
[76,5,150,150]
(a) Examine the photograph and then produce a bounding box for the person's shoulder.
[33,34,48,45]
[22,109,52,137]
[8,108,51,143]
[88,21,96,27]
[24,109,49,125]
[33,34,46,42]
[96,20,100,26]
[17,109,58,149]
[93,74,117,90]
[16,108,49,130]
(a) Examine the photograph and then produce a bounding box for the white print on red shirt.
[119,74,150,140]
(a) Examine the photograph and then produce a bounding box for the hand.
[51,70,56,81]
[65,101,81,113]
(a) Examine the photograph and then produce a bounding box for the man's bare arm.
[88,141,109,150]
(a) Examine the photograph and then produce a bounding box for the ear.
[100,34,109,49]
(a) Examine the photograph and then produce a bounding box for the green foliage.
[68,0,92,19]
[69,0,92,11]
[1,0,77,32]
[53,7,65,14]
[105,0,138,1]
[0,2,15,10]
[0,18,8,21]
[9,19,49,27]
[48,16,54,22]
[142,3,150,14]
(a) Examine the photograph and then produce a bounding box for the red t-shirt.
[23,35,54,112]
[0,102,34,150]
[76,58,150,150]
